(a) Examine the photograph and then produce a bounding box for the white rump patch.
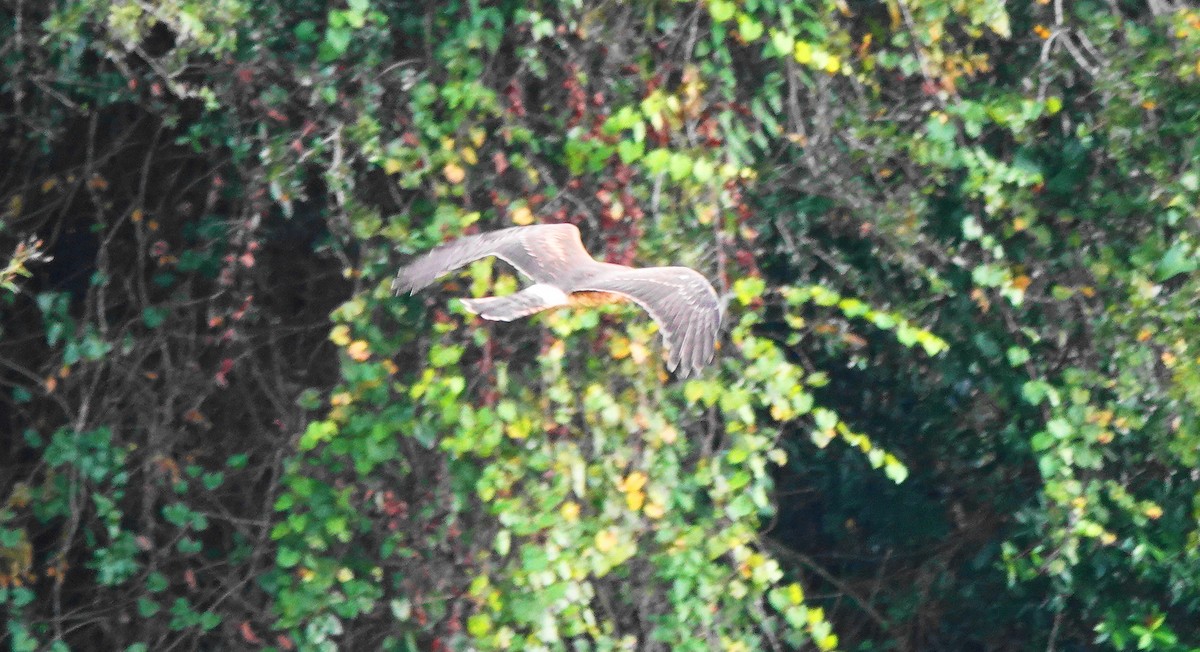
[526,283,571,305]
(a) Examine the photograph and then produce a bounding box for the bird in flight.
[393,224,721,377]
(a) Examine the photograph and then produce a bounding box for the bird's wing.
[459,284,570,322]
[577,266,721,377]
[393,224,589,293]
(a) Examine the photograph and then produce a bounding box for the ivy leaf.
[737,16,764,42]
[668,152,693,181]
[142,306,168,328]
[1154,243,1197,281]
[709,0,735,22]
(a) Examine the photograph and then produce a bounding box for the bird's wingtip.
[458,297,481,314]
[392,271,424,296]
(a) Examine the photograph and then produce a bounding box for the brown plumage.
[393,224,721,377]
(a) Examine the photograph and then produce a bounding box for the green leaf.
[642,148,671,173]
[467,613,492,637]
[733,277,766,305]
[320,27,353,62]
[277,547,301,568]
[1022,380,1048,405]
[617,139,644,164]
[202,471,224,490]
[163,503,194,528]
[146,572,169,593]
[669,152,693,181]
[737,15,764,42]
[300,420,337,450]
[138,597,161,617]
[1006,346,1030,366]
[884,455,908,483]
[1154,243,1197,281]
[294,20,320,43]
[769,29,795,57]
[726,495,755,518]
[142,306,168,328]
[1046,418,1072,439]
[709,0,735,22]
[813,408,837,431]
[429,344,464,367]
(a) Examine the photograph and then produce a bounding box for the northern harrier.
[393,224,721,377]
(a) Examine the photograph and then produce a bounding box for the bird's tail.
[459,284,570,322]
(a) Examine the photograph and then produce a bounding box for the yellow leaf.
[806,606,825,626]
[347,340,371,361]
[610,336,631,359]
[794,41,812,64]
[620,471,648,493]
[629,341,649,364]
[625,490,646,511]
[443,163,466,184]
[330,324,352,346]
[510,205,534,225]
[788,582,804,604]
[469,127,486,147]
[560,501,580,521]
[505,418,532,439]
[595,528,618,553]
[384,158,403,175]
[336,568,354,582]
[643,501,665,519]
[659,425,678,445]
[824,55,840,74]
[460,147,478,165]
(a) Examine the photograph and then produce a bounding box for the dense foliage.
[2,0,1198,649]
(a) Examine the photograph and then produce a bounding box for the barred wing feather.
[579,266,721,377]
[393,224,587,293]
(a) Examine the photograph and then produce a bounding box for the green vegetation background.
[2,0,1199,649]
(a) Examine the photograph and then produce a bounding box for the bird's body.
[393,224,721,377]
[565,290,630,308]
